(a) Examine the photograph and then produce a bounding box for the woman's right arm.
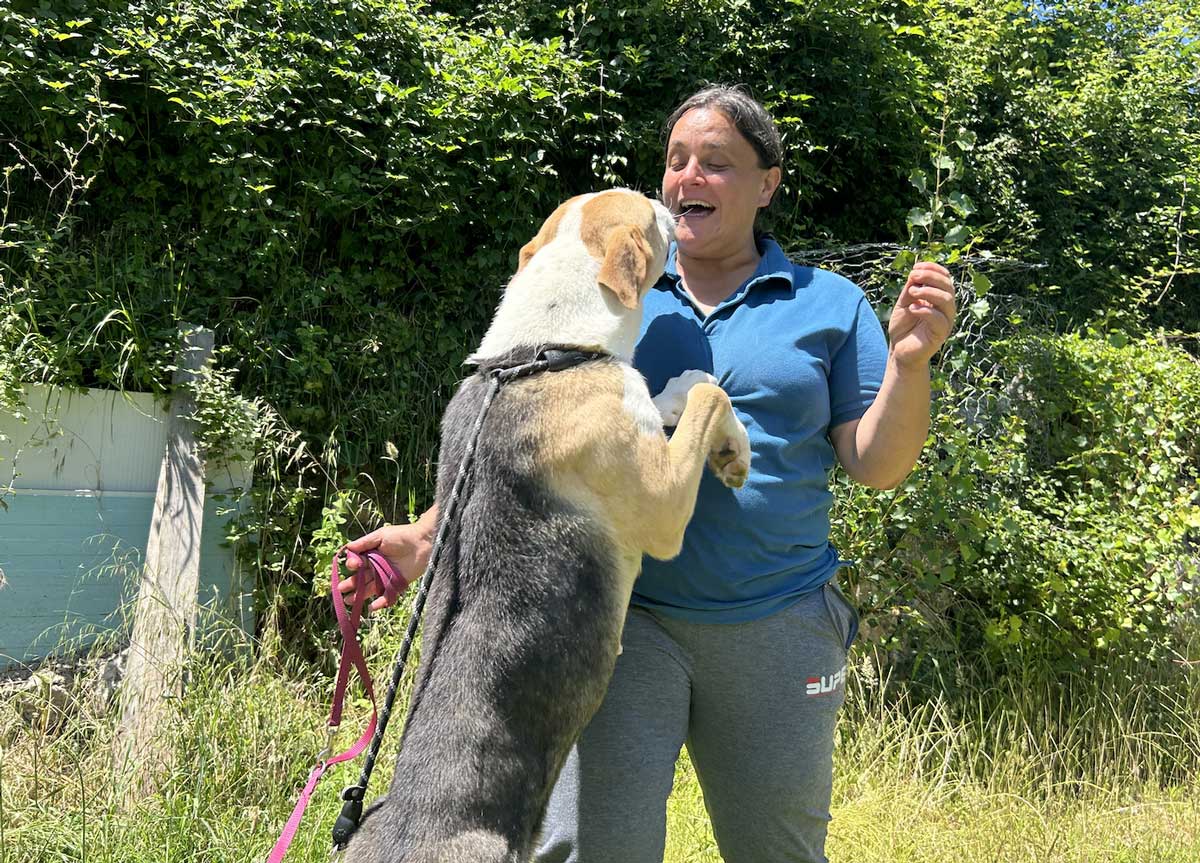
[338,504,438,610]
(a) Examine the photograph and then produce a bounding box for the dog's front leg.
[633,380,749,559]
[675,382,750,489]
[651,369,719,426]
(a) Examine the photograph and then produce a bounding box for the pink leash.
[266,549,409,862]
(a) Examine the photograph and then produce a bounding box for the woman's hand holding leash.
[339,506,438,610]
[269,528,430,862]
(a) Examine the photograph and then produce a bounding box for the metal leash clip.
[316,723,339,765]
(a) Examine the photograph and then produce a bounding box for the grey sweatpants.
[535,580,859,863]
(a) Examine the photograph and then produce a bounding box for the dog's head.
[518,189,675,310]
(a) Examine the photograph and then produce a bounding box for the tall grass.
[816,647,1200,862]
[665,645,1200,862]
[3,630,1198,862]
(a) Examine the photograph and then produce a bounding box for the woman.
[342,86,955,863]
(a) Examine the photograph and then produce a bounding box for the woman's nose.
[679,156,705,185]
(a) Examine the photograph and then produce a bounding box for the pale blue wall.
[0,490,252,666]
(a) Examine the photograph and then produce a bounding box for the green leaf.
[943,224,971,246]
[908,168,928,195]
[891,249,917,272]
[947,191,976,217]
[971,271,992,296]
[906,208,932,229]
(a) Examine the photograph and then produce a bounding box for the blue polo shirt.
[631,237,888,623]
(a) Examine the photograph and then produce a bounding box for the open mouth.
[675,199,715,219]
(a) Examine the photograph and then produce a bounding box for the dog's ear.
[597,226,650,310]
[518,234,547,272]
[518,203,571,272]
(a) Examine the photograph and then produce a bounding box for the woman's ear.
[758,166,782,208]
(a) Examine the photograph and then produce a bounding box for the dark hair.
[663,84,783,170]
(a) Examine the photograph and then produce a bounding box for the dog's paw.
[708,412,751,488]
[652,370,719,426]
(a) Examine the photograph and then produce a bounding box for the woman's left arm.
[830,262,956,490]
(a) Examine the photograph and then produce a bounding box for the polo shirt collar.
[662,236,794,313]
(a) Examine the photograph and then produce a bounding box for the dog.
[346,188,750,863]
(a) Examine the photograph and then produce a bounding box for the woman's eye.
[707,163,728,171]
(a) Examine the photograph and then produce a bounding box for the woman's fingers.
[902,265,953,294]
[337,572,378,598]
[344,529,385,559]
[339,524,424,610]
[905,304,955,342]
[897,263,956,328]
[907,285,956,320]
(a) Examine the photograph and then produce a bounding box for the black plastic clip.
[330,785,366,850]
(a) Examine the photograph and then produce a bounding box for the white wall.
[0,384,254,667]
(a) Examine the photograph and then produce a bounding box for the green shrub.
[835,331,1200,676]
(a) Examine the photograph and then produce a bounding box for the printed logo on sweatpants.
[805,664,846,696]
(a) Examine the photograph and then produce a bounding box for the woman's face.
[661,107,781,260]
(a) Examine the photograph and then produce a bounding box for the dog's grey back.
[348,349,628,862]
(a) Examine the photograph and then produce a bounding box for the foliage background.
[1,0,1198,678]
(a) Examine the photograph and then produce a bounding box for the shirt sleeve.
[828,294,888,428]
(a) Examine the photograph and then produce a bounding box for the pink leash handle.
[266,549,410,863]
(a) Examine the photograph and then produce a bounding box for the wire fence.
[787,241,1055,432]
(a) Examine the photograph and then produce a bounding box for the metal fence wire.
[787,241,1054,434]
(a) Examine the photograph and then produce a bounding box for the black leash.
[330,348,607,852]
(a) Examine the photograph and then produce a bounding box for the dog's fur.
[346,190,749,863]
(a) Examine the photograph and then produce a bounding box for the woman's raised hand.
[888,262,956,369]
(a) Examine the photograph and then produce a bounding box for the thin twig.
[1153,180,1187,305]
